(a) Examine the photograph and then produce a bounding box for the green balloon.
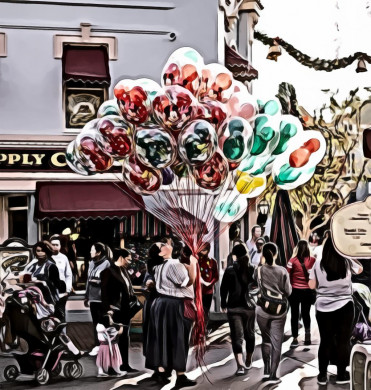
[264,100,280,116]
[273,121,297,155]
[223,134,245,160]
[273,163,316,185]
[251,116,275,155]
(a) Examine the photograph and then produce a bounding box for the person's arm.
[308,259,317,289]
[220,270,229,309]
[183,255,197,286]
[64,257,73,293]
[349,258,363,275]
[100,268,111,314]
[283,270,292,296]
[48,263,62,292]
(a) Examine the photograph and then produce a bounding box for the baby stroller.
[0,277,84,385]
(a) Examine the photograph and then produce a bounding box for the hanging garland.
[254,31,371,71]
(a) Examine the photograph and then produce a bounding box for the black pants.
[202,294,213,325]
[316,301,354,376]
[112,311,131,368]
[55,296,68,323]
[227,308,256,354]
[289,288,313,338]
[90,302,104,347]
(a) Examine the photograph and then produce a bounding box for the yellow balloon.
[236,172,265,194]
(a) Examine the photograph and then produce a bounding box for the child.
[96,318,127,378]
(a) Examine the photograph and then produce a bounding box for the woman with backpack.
[309,235,363,386]
[287,240,316,348]
[220,244,256,376]
[254,242,292,384]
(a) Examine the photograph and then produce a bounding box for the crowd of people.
[9,226,369,387]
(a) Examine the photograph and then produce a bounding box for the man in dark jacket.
[101,248,138,373]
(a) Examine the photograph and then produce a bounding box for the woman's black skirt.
[145,295,193,372]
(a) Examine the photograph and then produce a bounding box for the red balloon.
[193,152,229,190]
[116,86,149,124]
[162,63,181,86]
[78,136,113,172]
[123,155,162,195]
[97,116,133,158]
[289,138,321,168]
[152,86,196,132]
[195,99,227,133]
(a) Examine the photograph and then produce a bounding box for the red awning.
[62,45,111,85]
[34,182,143,220]
[225,43,258,83]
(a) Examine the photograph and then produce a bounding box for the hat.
[232,244,247,258]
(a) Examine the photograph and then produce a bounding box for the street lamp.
[258,200,269,215]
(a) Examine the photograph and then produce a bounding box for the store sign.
[0,148,68,172]
[331,195,371,259]
[0,241,32,281]
[0,148,122,173]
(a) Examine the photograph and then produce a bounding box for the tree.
[261,83,369,239]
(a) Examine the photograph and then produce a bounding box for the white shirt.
[154,259,194,299]
[309,258,360,312]
[52,252,73,295]
[246,240,257,253]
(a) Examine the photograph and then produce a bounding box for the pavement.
[0,306,356,390]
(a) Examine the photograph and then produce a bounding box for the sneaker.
[120,365,139,373]
[336,372,350,384]
[236,366,246,376]
[317,373,328,385]
[113,370,127,377]
[89,346,100,356]
[290,338,299,348]
[245,353,253,369]
[152,371,171,385]
[97,372,109,378]
[175,374,197,387]
[262,376,281,384]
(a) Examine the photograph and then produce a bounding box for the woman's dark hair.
[113,248,130,261]
[232,244,247,259]
[231,244,251,283]
[147,243,164,275]
[33,241,53,259]
[320,236,349,281]
[262,242,278,266]
[296,240,310,263]
[92,242,107,259]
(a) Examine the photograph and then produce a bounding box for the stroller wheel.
[51,362,62,377]
[64,361,83,380]
[36,368,50,385]
[4,365,19,382]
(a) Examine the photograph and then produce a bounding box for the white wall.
[0,0,219,135]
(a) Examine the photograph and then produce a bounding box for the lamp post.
[257,200,269,215]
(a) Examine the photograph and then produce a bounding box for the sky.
[252,0,371,117]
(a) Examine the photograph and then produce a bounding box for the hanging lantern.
[356,58,367,73]
[267,40,282,61]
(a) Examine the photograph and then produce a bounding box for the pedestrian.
[220,244,256,376]
[84,242,111,356]
[309,235,363,385]
[24,241,61,306]
[198,242,219,325]
[50,235,73,323]
[254,242,292,384]
[226,239,245,268]
[95,321,126,377]
[250,237,265,266]
[287,239,316,348]
[145,241,198,388]
[246,225,262,253]
[101,248,139,373]
[142,243,163,357]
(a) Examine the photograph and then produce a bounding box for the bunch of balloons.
[66,47,326,224]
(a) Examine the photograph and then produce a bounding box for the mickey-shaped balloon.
[178,120,218,166]
[193,152,229,190]
[250,115,280,156]
[97,116,133,159]
[134,127,176,169]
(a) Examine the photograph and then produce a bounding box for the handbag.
[128,294,143,319]
[299,260,316,304]
[257,267,287,316]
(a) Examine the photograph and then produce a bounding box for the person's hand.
[203,281,211,287]
[145,280,155,291]
[83,299,89,308]
[190,255,198,265]
[221,307,227,313]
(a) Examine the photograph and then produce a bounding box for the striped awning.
[225,43,258,83]
[124,211,170,237]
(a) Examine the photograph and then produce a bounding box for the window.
[62,45,111,130]
[7,195,28,241]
